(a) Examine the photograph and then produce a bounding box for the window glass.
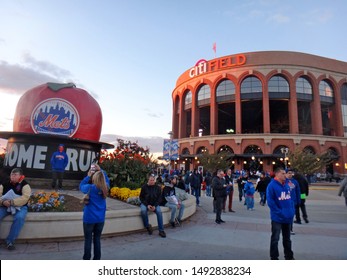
[241,76,262,94]
[268,75,289,93]
[197,85,211,101]
[296,77,312,95]
[185,91,192,105]
[216,79,235,97]
[319,80,333,97]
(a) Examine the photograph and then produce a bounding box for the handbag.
[80,187,91,205]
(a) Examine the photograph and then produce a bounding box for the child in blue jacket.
[244,178,255,210]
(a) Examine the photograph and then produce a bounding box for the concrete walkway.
[0,184,346,260]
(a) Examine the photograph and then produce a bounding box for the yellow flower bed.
[28,191,65,212]
[110,187,141,202]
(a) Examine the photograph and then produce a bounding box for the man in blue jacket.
[266,167,295,260]
[285,168,301,235]
[50,144,69,190]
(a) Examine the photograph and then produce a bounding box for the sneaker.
[159,231,166,238]
[170,221,176,228]
[290,231,295,235]
[304,218,309,223]
[219,219,226,223]
[215,220,221,224]
[6,242,15,250]
[146,224,153,235]
[229,209,235,212]
[294,220,301,224]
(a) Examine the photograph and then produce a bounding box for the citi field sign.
[189,54,247,78]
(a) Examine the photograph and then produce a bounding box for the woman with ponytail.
[80,170,108,260]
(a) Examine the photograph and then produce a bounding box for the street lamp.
[168,131,173,174]
[280,147,289,169]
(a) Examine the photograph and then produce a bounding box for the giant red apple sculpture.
[13,82,102,142]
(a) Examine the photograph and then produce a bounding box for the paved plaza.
[0,184,346,260]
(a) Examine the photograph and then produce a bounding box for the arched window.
[184,91,192,109]
[197,84,211,106]
[181,148,190,155]
[319,80,334,135]
[319,80,333,97]
[341,84,347,137]
[303,146,315,154]
[241,76,263,133]
[216,79,235,102]
[243,145,263,155]
[296,76,313,100]
[240,76,262,100]
[296,76,313,134]
[196,146,208,155]
[217,145,234,154]
[268,75,290,99]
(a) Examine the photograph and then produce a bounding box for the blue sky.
[1,0,347,138]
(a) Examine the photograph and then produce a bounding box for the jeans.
[165,202,185,222]
[0,206,28,244]
[245,195,254,209]
[52,171,64,188]
[270,221,294,260]
[238,186,244,201]
[83,222,104,260]
[259,192,266,205]
[140,204,164,231]
[192,187,201,205]
[206,185,211,196]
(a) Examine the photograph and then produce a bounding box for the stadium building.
[171,51,347,175]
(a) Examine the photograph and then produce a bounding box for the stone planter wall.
[0,195,196,241]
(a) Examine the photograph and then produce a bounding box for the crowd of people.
[0,161,346,260]
[155,166,314,260]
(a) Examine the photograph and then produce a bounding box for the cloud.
[268,13,290,23]
[0,53,75,95]
[147,112,163,118]
[143,108,163,118]
[100,134,164,153]
[302,9,333,25]
[22,53,72,78]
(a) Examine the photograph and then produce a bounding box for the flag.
[212,42,216,54]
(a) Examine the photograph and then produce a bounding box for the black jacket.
[160,185,176,206]
[139,183,162,206]
[293,173,309,196]
[256,176,271,192]
[212,176,226,198]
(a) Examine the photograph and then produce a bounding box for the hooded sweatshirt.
[50,144,68,172]
[266,178,295,224]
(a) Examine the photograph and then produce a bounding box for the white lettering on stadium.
[4,143,96,172]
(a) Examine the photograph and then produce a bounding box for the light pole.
[168,131,173,174]
[280,147,289,169]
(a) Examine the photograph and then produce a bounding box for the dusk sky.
[1,0,346,139]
